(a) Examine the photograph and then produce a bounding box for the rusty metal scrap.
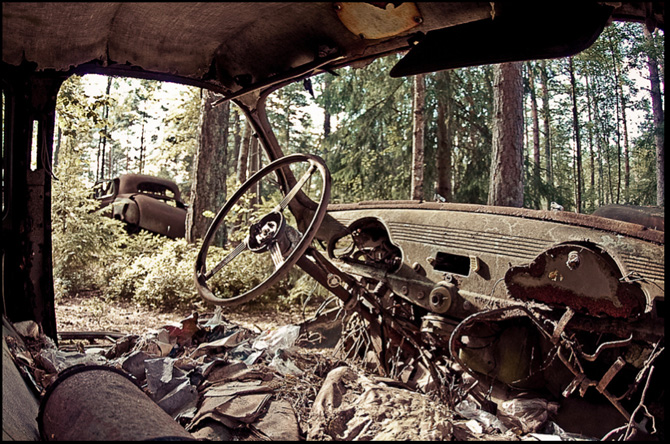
[505,243,647,318]
[446,303,664,436]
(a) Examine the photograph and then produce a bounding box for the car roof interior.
[3,2,664,96]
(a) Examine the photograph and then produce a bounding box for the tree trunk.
[186,91,229,244]
[98,76,112,181]
[249,134,260,207]
[435,71,453,202]
[607,32,622,204]
[644,27,664,206]
[488,62,524,207]
[139,121,145,174]
[568,57,583,213]
[54,125,61,169]
[411,73,425,201]
[230,109,241,174]
[539,61,553,193]
[618,80,630,203]
[585,75,595,197]
[592,76,607,205]
[528,62,541,209]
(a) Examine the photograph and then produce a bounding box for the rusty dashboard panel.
[325,201,664,322]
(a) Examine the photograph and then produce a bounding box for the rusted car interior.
[2,2,664,441]
[95,174,187,238]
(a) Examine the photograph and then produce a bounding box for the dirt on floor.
[55,291,306,336]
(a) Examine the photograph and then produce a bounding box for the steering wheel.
[195,153,331,306]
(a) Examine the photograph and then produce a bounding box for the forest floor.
[55,291,305,335]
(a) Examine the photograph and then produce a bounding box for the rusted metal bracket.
[580,334,633,362]
[447,303,661,428]
[597,357,626,394]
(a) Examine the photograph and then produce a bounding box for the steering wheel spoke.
[204,238,248,280]
[274,161,317,213]
[269,242,285,270]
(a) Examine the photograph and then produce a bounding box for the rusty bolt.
[333,3,342,10]
[428,284,453,313]
[401,285,409,295]
[326,273,341,288]
[566,250,581,270]
[414,16,423,24]
[417,290,425,300]
[359,33,366,39]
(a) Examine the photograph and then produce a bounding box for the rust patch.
[335,2,422,40]
[505,244,646,318]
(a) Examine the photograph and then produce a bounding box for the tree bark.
[644,27,664,207]
[528,62,541,209]
[488,62,524,207]
[539,61,553,193]
[585,75,595,194]
[98,76,112,181]
[248,134,260,207]
[323,75,331,140]
[568,57,583,213]
[411,74,426,201]
[230,109,241,174]
[435,71,453,202]
[607,32,622,204]
[186,91,229,244]
[139,121,145,174]
[618,80,630,202]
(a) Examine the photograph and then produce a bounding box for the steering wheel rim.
[195,153,331,306]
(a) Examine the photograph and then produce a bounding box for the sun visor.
[390,2,615,77]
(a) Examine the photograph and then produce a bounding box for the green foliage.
[53,77,130,297]
[627,121,659,205]
[316,56,414,202]
[105,237,199,309]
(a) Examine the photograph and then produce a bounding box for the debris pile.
[4,308,650,441]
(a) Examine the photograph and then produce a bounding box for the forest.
[50,21,664,308]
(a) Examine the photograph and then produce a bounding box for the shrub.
[52,145,130,298]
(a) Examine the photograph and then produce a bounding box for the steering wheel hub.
[248,212,285,252]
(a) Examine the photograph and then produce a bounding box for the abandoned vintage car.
[2,2,665,441]
[94,174,187,238]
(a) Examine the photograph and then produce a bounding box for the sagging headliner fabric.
[3,3,489,90]
[2,2,663,95]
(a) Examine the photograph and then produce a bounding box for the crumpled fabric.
[307,366,453,441]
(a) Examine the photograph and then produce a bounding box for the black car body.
[95,174,187,238]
